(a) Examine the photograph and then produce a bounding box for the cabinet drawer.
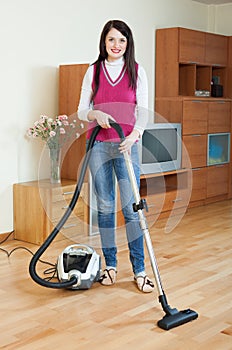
[182,135,207,168]
[146,188,189,215]
[207,164,229,198]
[52,184,76,202]
[183,100,208,135]
[208,101,231,133]
[54,216,85,241]
[145,193,165,216]
[190,167,207,202]
[51,199,84,221]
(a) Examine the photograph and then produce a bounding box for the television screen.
[142,128,178,164]
[139,123,182,174]
[208,133,230,166]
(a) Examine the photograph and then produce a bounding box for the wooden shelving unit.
[155,27,232,207]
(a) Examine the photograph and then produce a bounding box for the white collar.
[105,57,125,66]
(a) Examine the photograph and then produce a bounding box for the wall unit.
[155,27,232,207]
[156,27,229,98]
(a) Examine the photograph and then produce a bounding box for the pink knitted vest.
[87,61,138,141]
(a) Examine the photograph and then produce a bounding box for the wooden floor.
[1,200,232,350]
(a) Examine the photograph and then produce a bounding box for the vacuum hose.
[29,122,125,289]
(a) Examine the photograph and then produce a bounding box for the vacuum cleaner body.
[57,244,101,290]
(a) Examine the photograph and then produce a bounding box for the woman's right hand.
[87,110,115,129]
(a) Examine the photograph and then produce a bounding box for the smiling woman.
[105,28,127,62]
[77,19,153,292]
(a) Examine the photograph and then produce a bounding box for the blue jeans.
[88,141,145,275]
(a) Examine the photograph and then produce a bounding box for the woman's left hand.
[119,130,140,154]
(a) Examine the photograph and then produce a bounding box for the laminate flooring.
[0,200,231,349]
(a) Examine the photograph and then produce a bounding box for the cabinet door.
[182,135,207,168]
[155,98,182,123]
[207,164,229,197]
[205,33,228,66]
[190,167,207,202]
[183,100,208,135]
[155,28,179,97]
[229,36,232,66]
[208,101,231,133]
[179,28,205,63]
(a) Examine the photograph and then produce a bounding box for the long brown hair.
[92,20,137,100]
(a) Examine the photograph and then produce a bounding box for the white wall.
[0,0,232,234]
[214,3,232,34]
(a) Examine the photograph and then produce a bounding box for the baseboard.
[0,231,15,242]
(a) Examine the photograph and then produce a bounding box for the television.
[207,133,230,166]
[138,123,182,174]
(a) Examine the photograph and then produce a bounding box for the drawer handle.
[63,191,74,195]
[173,198,183,203]
[63,223,77,229]
[62,205,69,209]
[214,164,226,168]
[191,134,201,137]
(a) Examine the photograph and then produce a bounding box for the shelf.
[179,64,196,96]
[140,168,189,179]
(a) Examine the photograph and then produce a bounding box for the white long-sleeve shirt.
[78,57,149,136]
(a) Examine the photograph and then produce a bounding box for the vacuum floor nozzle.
[157,309,198,330]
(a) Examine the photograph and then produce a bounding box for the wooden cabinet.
[205,33,228,66]
[206,164,229,198]
[208,101,231,133]
[116,170,191,226]
[13,180,88,245]
[59,64,89,180]
[179,28,205,63]
[182,100,208,134]
[155,28,179,97]
[156,27,229,98]
[179,28,228,66]
[155,97,182,123]
[155,27,232,209]
[190,168,207,204]
[182,134,207,168]
[140,170,191,222]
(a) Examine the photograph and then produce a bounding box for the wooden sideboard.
[13,179,88,245]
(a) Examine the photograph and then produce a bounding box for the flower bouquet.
[27,114,84,183]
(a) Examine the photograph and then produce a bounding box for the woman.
[78,20,154,293]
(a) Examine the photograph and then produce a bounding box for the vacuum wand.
[123,151,198,330]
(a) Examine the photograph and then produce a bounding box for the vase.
[49,146,61,184]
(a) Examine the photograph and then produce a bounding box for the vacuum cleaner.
[29,121,198,330]
[56,244,101,290]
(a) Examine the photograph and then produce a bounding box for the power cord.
[0,231,58,282]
